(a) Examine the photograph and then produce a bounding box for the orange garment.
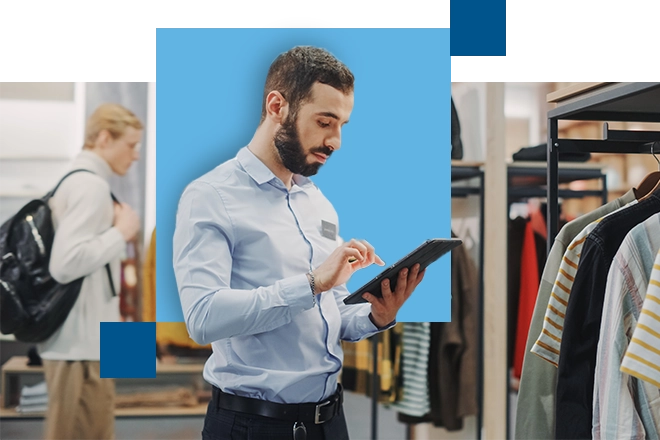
[143,228,209,349]
[513,220,540,379]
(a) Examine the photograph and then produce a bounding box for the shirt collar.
[292,174,314,189]
[237,146,315,191]
[72,150,114,181]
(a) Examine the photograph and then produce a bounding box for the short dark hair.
[260,46,354,122]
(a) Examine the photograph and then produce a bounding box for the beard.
[273,115,333,177]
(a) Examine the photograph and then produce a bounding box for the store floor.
[0,391,406,440]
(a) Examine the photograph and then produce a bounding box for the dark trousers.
[202,398,350,440]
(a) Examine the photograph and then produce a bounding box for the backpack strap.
[48,169,93,198]
[106,265,117,297]
[50,169,119,297]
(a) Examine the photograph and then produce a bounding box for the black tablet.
[342,238,463,305]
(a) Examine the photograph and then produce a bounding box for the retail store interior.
[1,82,659,439]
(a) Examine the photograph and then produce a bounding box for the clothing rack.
[450,159,609,440]
[453,161,608,439]
[505,162,607,437]
[532,81,660,440]
[546,82,660,250]
[450,163,485,440]
[368,123,627,438]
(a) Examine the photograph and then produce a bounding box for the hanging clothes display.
[516,83,659,440]
[555,191,660,439]
[394,232,478,431]
[515,189,635,440]
[592,214,660,439]
[620,249,660,389]
[392,322,431,417]
[509,203,548,378]
[513,219,541,379]
[436,234,479,428]
[531,200,637,365]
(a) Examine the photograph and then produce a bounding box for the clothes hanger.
[635,141,660,201]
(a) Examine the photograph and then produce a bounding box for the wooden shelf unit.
[1,356,208,418]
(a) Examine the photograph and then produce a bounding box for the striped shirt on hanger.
[531,201,637,365]
[620,249,660,388]
[392,322,431,417]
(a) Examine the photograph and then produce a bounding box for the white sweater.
[38,151,126,360]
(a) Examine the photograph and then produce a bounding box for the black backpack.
[0,169,117,343]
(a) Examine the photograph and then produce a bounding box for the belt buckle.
[314,400,332,424]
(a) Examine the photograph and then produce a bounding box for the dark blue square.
[451,0,506,56]
[100,322,156,378]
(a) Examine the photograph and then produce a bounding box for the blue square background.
[156,29,451,323]
[450,0,506,56]
[100,322,156,378]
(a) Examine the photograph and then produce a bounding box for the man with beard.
[173,46,425,440]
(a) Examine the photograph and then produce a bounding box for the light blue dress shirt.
[173,147,387,404]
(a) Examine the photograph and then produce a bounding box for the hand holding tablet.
[310,237,462,327]
[343,238,463,305]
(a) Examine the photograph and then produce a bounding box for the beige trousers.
[43,360,115,440]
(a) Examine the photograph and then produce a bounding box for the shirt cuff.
[279,273,316,314]
[351,313,396,341]
[369,313,397,331]
[95,226,127,264]
[105,227,127,251]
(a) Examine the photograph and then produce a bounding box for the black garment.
[555,191,660,440]
[202,399,349,440]
[534,231,547,282]
[508,217,526,368]
[512,143,591,162]
[451,98,463,160]
[397,325,440,427]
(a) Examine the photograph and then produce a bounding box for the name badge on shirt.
[321,220,337,240]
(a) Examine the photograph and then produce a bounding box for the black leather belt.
[212,385,343,425]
